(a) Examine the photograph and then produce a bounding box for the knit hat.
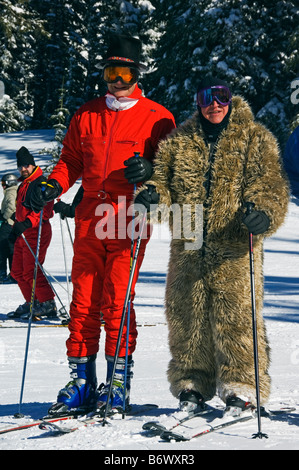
[197,76,230,93]
[97,33,147,71]
[16,146,35,168]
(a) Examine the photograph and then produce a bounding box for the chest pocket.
[112,139,144,163]
[105,138,145,193]
[81,134,146,193]
[81,135,106,190]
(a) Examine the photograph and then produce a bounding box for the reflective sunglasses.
[17,164,30,170]
[103,66,139,85]
[197,86,232,107]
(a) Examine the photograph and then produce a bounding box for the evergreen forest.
[0,0,298,147]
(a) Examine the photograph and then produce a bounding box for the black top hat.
[16,146,35,168]
[98,34,147,71]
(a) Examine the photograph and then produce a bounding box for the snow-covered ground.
[0,131,298,452]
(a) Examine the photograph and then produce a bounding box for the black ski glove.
[134,185,160,212]
[30,179,62,213]
[54,201,75,219]
[242,210,270,235]
[124,157,153,184]
[9,218,32,243]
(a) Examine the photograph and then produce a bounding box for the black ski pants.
[0,222,14,274]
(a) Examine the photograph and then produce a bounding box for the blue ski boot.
[48,355,98,416]
[96,355,134,415]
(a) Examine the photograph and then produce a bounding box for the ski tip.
[142,421,167,434]
[38,420,52,431]
[39,420,72,434]
[264,406,297,416]
[142,420,158,430]
[160,430,189,442]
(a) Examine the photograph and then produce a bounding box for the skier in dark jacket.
[8,147,57,319]
[0,173,18,283]
[283,125,299,199]
[53,185,84,219]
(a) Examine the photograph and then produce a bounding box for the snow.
[0,130,298,452]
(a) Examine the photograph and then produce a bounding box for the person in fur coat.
[135,77,289,415]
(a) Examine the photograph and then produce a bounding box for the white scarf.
[105,93,139,111]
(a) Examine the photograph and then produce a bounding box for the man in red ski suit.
[9,147,57,319]
[29,33,175,415]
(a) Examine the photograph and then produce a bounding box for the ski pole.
[245,202,268,439]
[65,217,74,247]
[15,210,44,418]
[123,151,140,416]
[22,234,68,293]
[21,234,68,319]
[55,196,74,247]
[59,214,71,310]
[102,207,147,424]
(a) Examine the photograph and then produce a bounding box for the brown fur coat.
[142,96,289,405]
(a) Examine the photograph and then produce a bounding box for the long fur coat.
[142,96,289,405]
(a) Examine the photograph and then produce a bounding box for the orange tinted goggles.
[103,66,138,85]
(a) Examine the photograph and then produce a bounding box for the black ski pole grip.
[245,201,255,216]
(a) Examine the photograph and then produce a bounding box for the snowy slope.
[0,131,298,452]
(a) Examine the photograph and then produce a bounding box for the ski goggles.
[197,86,232,108]
[103,66,139,85]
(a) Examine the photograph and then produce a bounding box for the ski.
[161,413,254,441]
[143,406,296,442]
[142,404,223,437]
[0,321,164,328]
[0,323,68,328]
[0,414,79,435]
[39,403,158,435]
[0,404,158,436]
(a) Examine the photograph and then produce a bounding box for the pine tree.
[0,85,24,132]
[0,0,43,130]
[1,0,296,144]
[63,0,104,115]
[40,79,69,175]
[144,0,299,145]
[29,0,72,128]
[144,0,200,120]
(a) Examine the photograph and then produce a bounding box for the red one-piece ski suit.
[49,85,175,358]
[11,166,54,303]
